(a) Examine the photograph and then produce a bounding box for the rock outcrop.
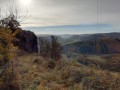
[15,30,38,53]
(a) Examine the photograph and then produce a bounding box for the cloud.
[18,0,120,28]
[0,0,120,34]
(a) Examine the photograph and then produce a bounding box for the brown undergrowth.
[15,54,120,90]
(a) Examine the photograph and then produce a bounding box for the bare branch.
[0,3,30,28]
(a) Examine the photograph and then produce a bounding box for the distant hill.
[37,32,120,54]
[61,32,120,45]
[37,32,120,45]
[63,37,120,54]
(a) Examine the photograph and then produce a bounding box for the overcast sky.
[0,0,120,34]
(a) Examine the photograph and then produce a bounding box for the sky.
[0,0,120,34]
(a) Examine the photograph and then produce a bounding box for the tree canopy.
[0,26,18,64]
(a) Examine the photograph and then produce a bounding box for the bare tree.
[0,3,29,89]
[39,37,51,57]
[0,3,30,31]
[38,36,62,60]
[50,35,62,61]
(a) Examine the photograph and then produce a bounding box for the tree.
[39,37,51,57]
[0,4,28,90]
[50,35,62,61]
[0,13,20,32]
[0,26,19,90]
[0,4,29,32]
[0,26,18,64]
[38,36,62,61]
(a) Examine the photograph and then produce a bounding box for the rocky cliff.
[15,30,38,53]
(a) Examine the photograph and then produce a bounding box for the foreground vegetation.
[14,53,120,90]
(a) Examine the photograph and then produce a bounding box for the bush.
[48,60,56,69]
[106,55,120,72]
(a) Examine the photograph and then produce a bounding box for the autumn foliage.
[0,26,18,64]
[107,54,120,72]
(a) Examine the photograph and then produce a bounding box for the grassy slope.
[17,54,120,90]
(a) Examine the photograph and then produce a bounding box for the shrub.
[48,60,56,69]
[33,59,39,63]
[106,55,120,72]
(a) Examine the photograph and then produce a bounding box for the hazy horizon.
[23,24,120,35]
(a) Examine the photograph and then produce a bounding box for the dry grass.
[16,54,120,90]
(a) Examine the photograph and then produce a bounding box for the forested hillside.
[63,37,120,54]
